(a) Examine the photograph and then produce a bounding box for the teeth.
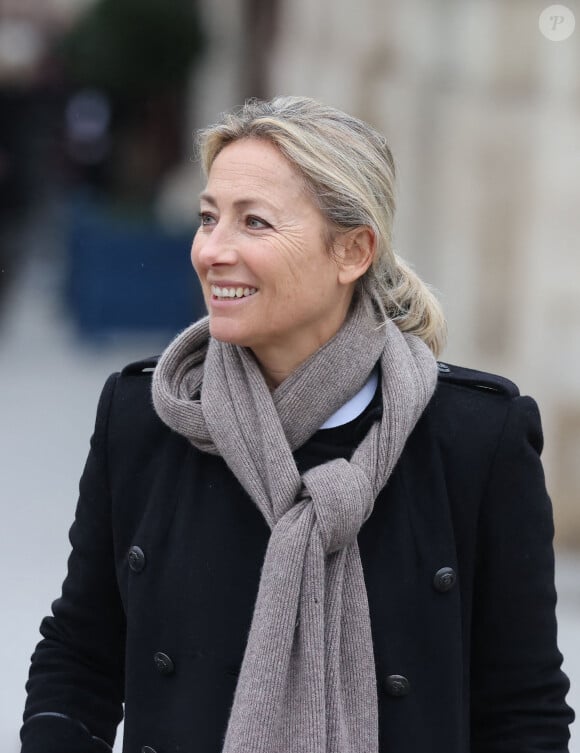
[211,285,257,299]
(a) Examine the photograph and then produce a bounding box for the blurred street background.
[0,0,578,750]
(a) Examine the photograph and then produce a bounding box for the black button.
[433,566,457,592]
[142,747,157,753]
[154,651,175,676]
[437,362,451,373]
[384,674,410,697]
[128,545,146,573]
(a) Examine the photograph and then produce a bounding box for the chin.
[208,320,252,347]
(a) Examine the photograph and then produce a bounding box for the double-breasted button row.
[128,545,146,572]
[384,674,411,697]
[154,651,175,676]
[433,566,457,592]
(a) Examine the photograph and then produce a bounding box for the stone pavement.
[1,248,578,752]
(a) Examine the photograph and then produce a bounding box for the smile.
[210,285,258,299]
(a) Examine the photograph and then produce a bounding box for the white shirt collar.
[319,367,379,430]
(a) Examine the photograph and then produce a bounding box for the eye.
[198,211,215,226]
[246,216,269,229]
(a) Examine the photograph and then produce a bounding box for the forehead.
[205,138,307,203]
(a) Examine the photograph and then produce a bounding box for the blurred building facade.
[186,0,580,545]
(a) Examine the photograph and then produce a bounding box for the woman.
[21,97,573,753]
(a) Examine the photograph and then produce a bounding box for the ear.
[334,226,375,285]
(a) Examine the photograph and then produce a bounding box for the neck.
[252,323,346,390]
[251,294,357,389]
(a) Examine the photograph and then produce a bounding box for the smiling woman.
[20,97,574,753]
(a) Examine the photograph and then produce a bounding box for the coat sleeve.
[470,395,575,752]
[20,373,125,753]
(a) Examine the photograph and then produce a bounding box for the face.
[191,138,358,381]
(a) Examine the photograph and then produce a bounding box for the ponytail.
[362,254,447,358]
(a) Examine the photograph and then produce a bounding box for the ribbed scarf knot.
[151,292,438,753]
[302,460,373,554]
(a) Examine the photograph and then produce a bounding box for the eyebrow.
[199,192,279,213]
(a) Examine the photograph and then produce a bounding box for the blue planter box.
[65,197,205,339]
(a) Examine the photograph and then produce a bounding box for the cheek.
[266,239,313,287]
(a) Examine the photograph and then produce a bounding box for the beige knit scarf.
[151,292,437,753]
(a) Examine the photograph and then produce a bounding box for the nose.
[194,220,239,268]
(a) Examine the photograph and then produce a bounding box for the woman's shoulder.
[434,360,519,399]
[120,355,161,376]
[92,354,199,487]
[100,355,166,445]
[432,361,521,421]
[102,355,161,412]
[427,360,542,459]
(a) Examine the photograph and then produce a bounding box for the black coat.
[21,359,574,753]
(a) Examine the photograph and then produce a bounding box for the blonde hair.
[196,96,447,357]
